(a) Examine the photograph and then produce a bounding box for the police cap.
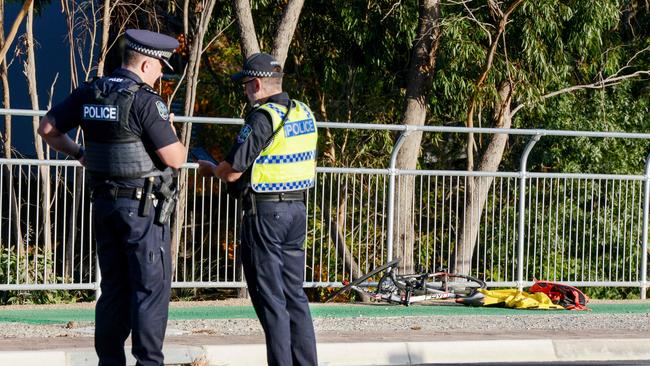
[125,29,179,71]
[231,53,283,83]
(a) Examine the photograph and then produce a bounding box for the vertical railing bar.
[533,177,540,280]
[553,178,560,281]
[578,178,586,282]
[546,178,553,280]
[373,174,379,270]
[325,173,331,281]
[524,177,537,278]
[342,173,349,279]
[640,153,650,298]
[432,175,438,272]
[381,173,387,264]
[426,175,431,270]
[636,181,643,282]
[606,180,613,281]
[386,130,411,262]
[191,172,198,282]
[504,177,512,281]
[560,178,568,281]
[318,173,326,282]
[365,175,372,273]
[615,179,623,281]
[310,172,318,282]
[517,135,539,290]
[334,172,341,280]
[495,178,501,281]
[565,178,573,282]
[51,166,59,283]
[199,175,205,282]
[208,178,214,281]
[350,174,357,273]
[497,179,507,277]
[588,179,595,281]
[216,180,223,283]
[617,180,630,281]
[539,178,547,278]
[15,165,22,284]
[27,165,33,283]
[0,163,5,283]
[486,178,494,279]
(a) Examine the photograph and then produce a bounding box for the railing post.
[517,135,541,291]
[386,129,412,262]
[641,153,650,299]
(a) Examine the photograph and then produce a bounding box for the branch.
[202,19,235,53]
[0,0,34,62]
[511,70,650,116]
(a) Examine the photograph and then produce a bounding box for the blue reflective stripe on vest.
[266,103,286,119]
[255,150,316,164]
[252,179,314,192]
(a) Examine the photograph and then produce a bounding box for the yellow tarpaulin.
[477,289,565,310]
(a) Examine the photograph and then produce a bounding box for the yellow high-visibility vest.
[251,100,318,192]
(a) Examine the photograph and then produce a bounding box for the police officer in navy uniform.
[38,29,187,366]
[197,53,318,366]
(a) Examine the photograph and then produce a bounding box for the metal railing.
[1,108,649,297]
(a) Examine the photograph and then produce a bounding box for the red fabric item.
[529,280,590,310]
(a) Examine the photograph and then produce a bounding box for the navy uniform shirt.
[47,68,179,188]
[225,92,290,196]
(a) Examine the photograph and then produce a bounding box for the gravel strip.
[2,312,650,339]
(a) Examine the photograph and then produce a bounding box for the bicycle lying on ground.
[326,258,486,306]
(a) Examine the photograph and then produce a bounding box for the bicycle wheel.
[325,258,401,302]
[423,273,486,297]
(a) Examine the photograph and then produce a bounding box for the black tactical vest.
[80,77,166,179]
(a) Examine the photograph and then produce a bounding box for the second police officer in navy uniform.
[38,29,187,366]
[197,53,319,366]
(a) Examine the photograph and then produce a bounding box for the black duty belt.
[251,191,306,202]
[90,186,156,201]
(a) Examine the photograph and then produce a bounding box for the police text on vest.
[83,104,119,121]
[284,119,316,138]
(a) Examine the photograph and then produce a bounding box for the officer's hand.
[78,155,87,167]
[168,113,177,135]
[197,160,217,178]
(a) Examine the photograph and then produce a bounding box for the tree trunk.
[25,2,52,272]
[393,0,441,273]
[96,0,111,78]
[454,81,514,274]
[232,0,260,57]
[172,0,217,277]
[271,0,304,66]
[0,0,24,252]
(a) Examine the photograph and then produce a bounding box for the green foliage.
[0,247,93,304]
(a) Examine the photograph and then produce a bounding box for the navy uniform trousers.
[92,196,172,366]
[241,199,318,366]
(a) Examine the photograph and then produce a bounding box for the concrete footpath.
[0,300,649,365]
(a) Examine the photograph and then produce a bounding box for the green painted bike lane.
[0,302,648,325]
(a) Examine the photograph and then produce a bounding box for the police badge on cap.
[125,29,179,71]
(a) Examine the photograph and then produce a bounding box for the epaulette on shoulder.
[141,85,159,95]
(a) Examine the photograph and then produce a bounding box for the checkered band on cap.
[241,69,277,78]
[127,40,173,59]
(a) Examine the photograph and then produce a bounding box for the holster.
[154,175,178,225]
